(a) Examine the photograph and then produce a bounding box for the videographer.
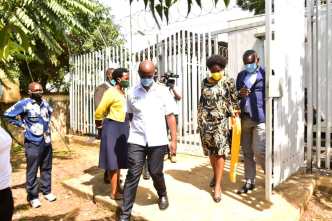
[160,72,181,163]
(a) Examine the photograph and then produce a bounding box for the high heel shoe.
[213,195,221,203]
[212,190,222,203]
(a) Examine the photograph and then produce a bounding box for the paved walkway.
[63,148,315,221]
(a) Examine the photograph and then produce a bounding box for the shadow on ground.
[82,167,158,206]
[13,208,80,221]
[166,163,272,211]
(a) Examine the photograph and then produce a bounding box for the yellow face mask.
[211,71,224,81]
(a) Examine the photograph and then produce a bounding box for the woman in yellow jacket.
[95,68,130,200]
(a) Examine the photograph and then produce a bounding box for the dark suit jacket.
[236,67,266,123]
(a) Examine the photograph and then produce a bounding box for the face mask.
[31,93,43,102]
[210,71,223,81]
[120,80,129,88]
[141,78,154,87]
[107,78,116,86]
[245,63,258,73]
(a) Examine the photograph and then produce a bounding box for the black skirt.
[99,118,129,170]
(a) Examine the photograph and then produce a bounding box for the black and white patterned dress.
[197,77,239,156]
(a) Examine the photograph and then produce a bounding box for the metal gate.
[306,0,332,170]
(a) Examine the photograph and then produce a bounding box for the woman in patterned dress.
[198,55,239,202]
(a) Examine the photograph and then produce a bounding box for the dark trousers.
[120,144,167,219]
[0,187,14,221]
[24,139,52,201]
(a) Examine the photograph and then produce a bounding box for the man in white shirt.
[119,60,177,221]
[0,126,14,221]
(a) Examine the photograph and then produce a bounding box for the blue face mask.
[245,63,258,73]
[110,79,116,86]
[141,78,154,87]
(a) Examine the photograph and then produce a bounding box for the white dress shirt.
[127,82,174,147]
[0,126,12,190]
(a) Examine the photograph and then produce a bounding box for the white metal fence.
[306,0,332,169]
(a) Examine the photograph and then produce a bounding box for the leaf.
[155,4,163,19]
[166,0,173,7]
[187,0,193,15]
[195,0,202,8]
[164,6,169,23]
[223,0,230,7]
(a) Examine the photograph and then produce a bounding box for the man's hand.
[169,140,177,155]
[239,88,250,97]
[20,124,26,132]
[95,120,102,129]
[96,128,102,140]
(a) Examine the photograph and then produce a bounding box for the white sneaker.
[44,193,57,202]
[30,198,41,208]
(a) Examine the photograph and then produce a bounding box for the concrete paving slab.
[63,153,314,221]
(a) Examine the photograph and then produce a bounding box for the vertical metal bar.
[115,46,119,67]
[84,53,88,134]
[192,33,198,144]
[176,32,183,142]
[75,55,78,132]
[91,52,94,134]
[120,45,123,67]
[79,54,83,133]
[197,33,202,99]
[87,52,91,134]
[168,36,172,72]
[208,32,212,56]
[70,56,73,132]
[316,0,322,168]
[87,53,90,134]
[78,54,81,133]
[165,37,168,72]
[89,52,93,134]
[187,32,192,144]
[307,0,314,170]
[71,56,74,132]
[213,34,218,55]
[197,33,202,146]
[265,0,273,201]
[183,31,188,144]
[326,0,331,169]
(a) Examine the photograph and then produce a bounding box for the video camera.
[160,72,179,88]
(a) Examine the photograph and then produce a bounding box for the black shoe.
[158,196,169,210]
[142,167,150,180]
[104,170,110,184]
[209,177,216,188]
[237,183,255,194]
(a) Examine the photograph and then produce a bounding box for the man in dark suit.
[236,50,266,194]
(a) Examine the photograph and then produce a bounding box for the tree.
[236,0,265,15]
[0,0,123,92]
[18,5,123,92]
